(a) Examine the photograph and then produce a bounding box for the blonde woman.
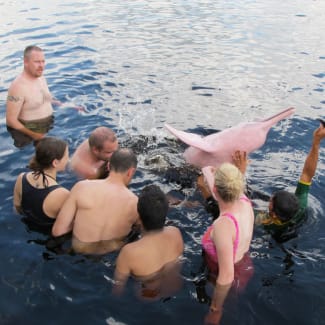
[201,163,254,324]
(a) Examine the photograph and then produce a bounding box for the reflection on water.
[0,1,324,324]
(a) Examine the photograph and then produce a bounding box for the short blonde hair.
[214,163,244,202]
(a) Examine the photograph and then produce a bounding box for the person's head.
[269,190,300,223]
[137,185,169,231]
[29,137,69,173]
[109,148,137,183]
[88,127,119,162]
[213,163,244,202]
[23,45,45,78]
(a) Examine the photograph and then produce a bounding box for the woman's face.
[57,146,69,171]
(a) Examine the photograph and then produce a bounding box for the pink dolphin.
[165,107,295,168]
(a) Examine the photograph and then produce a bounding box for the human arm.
[44,188,70,219]
[13,173,23,214]
[197,174,213,200]
[6,88,44,140]
[6,80,44,140]
[205,221,234,324]
[112,246,132,295]
[52,190,77,236]
[299,123,325,184]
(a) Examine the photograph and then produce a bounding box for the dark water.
[0,1,324,324]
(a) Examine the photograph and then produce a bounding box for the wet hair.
[28,137,67,186]
[137,185,168,231]
[24,45,43,59]
[88,127,117,150]
[214,163,244,202]
[109,148,137,173]
[271,190,300,222]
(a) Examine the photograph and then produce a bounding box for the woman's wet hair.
[28,137,67,185]
[272,190,300,222]
[214,163,244,202]
[137,185,168,231]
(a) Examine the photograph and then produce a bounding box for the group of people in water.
[6,45,325,324]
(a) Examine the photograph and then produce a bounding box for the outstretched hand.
[313,121,325,142]
[232,150,249,174]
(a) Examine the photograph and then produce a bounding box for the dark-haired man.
[6,45,55,147]
[257,122,325,235]
[52,148,139,254]
[113,185,184,298]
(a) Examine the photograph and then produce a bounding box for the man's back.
[53,148,139,254]
[72,178,138,243]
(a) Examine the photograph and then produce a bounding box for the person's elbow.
[6,114,18,128]
[52,221,70,237]
[52,223,63,237]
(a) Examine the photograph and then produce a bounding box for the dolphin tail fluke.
[261,107,295,128]
[165,123,214,150]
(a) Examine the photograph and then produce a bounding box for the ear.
[212,185,220,202]
[127,167,136,178]
[92,146,99,155]
[52,159,59,168]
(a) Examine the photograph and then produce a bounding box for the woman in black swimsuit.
[13,137,70,232]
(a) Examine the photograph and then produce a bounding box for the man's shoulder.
[72,179,99,191]
[70,140,91,168]
[8,75,25,94]
[72,140,89,156]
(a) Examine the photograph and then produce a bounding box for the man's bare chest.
[23,82,51,110]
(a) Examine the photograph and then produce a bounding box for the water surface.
[0,1,324,324]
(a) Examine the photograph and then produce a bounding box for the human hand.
[204,308,223,325]
[56,101,86,112]
[232,150,249,174]
[313,120,325,142]
[32,132,45,141]
[197,175,212,199]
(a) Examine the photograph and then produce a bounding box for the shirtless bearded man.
[6,45,55,148]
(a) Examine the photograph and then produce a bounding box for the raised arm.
[300,123,325,184]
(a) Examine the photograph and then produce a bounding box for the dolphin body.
[165,107,295,168]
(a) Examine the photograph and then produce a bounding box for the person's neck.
[218,199,239,214]
[142,229,163,237]
[23,70,39,81]
[43,169,57,181]
[106,172,127,186]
